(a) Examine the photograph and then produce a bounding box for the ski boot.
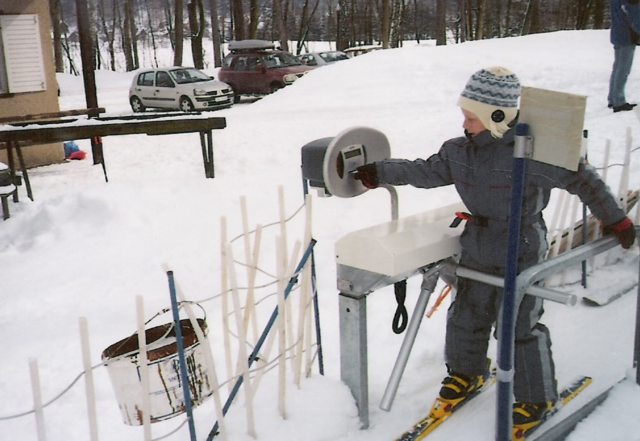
[512,401,554,439]
[429,370,489,419]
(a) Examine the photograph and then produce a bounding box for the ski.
[395,369,496,441]
[582,281,637,306]
[513,375,592,440]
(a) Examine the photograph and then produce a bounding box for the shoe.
[512,401,554,438]
[612,103,637,112]
[430,371,487,418]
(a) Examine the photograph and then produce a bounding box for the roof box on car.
[228,40,276,52]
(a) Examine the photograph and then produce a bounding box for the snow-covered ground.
[1,30,640,441]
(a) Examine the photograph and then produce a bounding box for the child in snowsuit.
[354,66,636,431]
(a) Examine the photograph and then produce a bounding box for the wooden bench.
[1,184,17,220]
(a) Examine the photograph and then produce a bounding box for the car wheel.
[229,85,241,103]
[130,96,145,112]
[270,83,284,94]
[179,96,195,112]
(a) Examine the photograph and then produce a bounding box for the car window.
[300,54,317,66]
[137,72,154,86]
[170,68,211,84]
[232,56,261,72]
[156,71,174,88]
[320,52,348,62]
[264,52,302,68]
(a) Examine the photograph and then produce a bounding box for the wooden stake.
[136,296,152,440]
[276,236,287,420]
[79,317,99,441]
[29,358,47,441]
[227,245,257,438]
[220,217,233,391]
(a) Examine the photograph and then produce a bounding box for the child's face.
[461,109,486,137]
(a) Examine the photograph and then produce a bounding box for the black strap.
[392,280,408,334]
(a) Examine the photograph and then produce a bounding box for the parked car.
[343,45,383,58]
[128,67,234,112]
[218,40,314,102]
[298,51,348,67]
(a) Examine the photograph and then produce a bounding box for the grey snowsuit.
[375,128,625,403]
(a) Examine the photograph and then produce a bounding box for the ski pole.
[167,271,198,441]
[496,123,529,441]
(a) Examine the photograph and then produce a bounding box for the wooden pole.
[220,217,233,391]
[74,0,103,165]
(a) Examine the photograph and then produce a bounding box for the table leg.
[13,141,33,201]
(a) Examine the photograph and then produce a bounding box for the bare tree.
[232,0,246,40]
[173,0,184,66]
[209,0,223,67]
[249,0,260,38]
[436,0,446,45]
[50,0,64,72]
[188,0,205,68]
[273,0,290,51]
[381,0,391,48]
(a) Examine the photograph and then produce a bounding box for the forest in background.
[50,0,611,74]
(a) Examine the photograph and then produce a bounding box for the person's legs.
[445,273,497,377]
[513,293,558,403]
[609,45,636,108]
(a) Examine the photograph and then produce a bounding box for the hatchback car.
[129,67,234,112]
[299,51,348,67]
[218,40,314,101]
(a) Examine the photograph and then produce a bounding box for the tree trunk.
[209,0,223,67]
[273,0,290,51]
[174,0,184,66]
[50,0,64,73]
[122,0,135,70]
[381,0,391,48]
[164,0,175,50]
[144,0,160,67]
[593,0,606,28]
[188,0,205,69]
[127,0,139,69]
[436,0,446,45]
[249,0,260,38]
[232,0,246,40]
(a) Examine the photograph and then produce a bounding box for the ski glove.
[353,163,379,189]
[605,217,636,249]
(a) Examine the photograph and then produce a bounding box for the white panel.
[336,202,465,277]
[519,86,586,171]
[0,15,46,93]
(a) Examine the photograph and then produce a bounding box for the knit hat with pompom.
[457,66,521,138]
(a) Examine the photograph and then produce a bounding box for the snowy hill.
[1,30,640,441]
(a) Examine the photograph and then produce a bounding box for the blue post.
[207,239,317,440]
[496,123,529,441]
[167,271,198,441]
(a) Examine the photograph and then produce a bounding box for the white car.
[298,51,349,67]
[129,67,234,112]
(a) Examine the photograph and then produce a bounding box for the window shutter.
[0,15,46,93]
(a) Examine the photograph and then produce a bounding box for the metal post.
[166,271,197,441]
[635,240,640,385]
[339,293,369,428]
[379,265,441,411]
[496,123,530,441]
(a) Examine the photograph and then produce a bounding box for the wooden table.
[0,113,227,202]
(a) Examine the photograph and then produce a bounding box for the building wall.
[0,0,64,168]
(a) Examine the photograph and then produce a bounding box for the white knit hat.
[457,66,521,138]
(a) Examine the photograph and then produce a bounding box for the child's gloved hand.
[353,164,379,189]
[605,217,636,249]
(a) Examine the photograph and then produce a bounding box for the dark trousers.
[444,252,558,403]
